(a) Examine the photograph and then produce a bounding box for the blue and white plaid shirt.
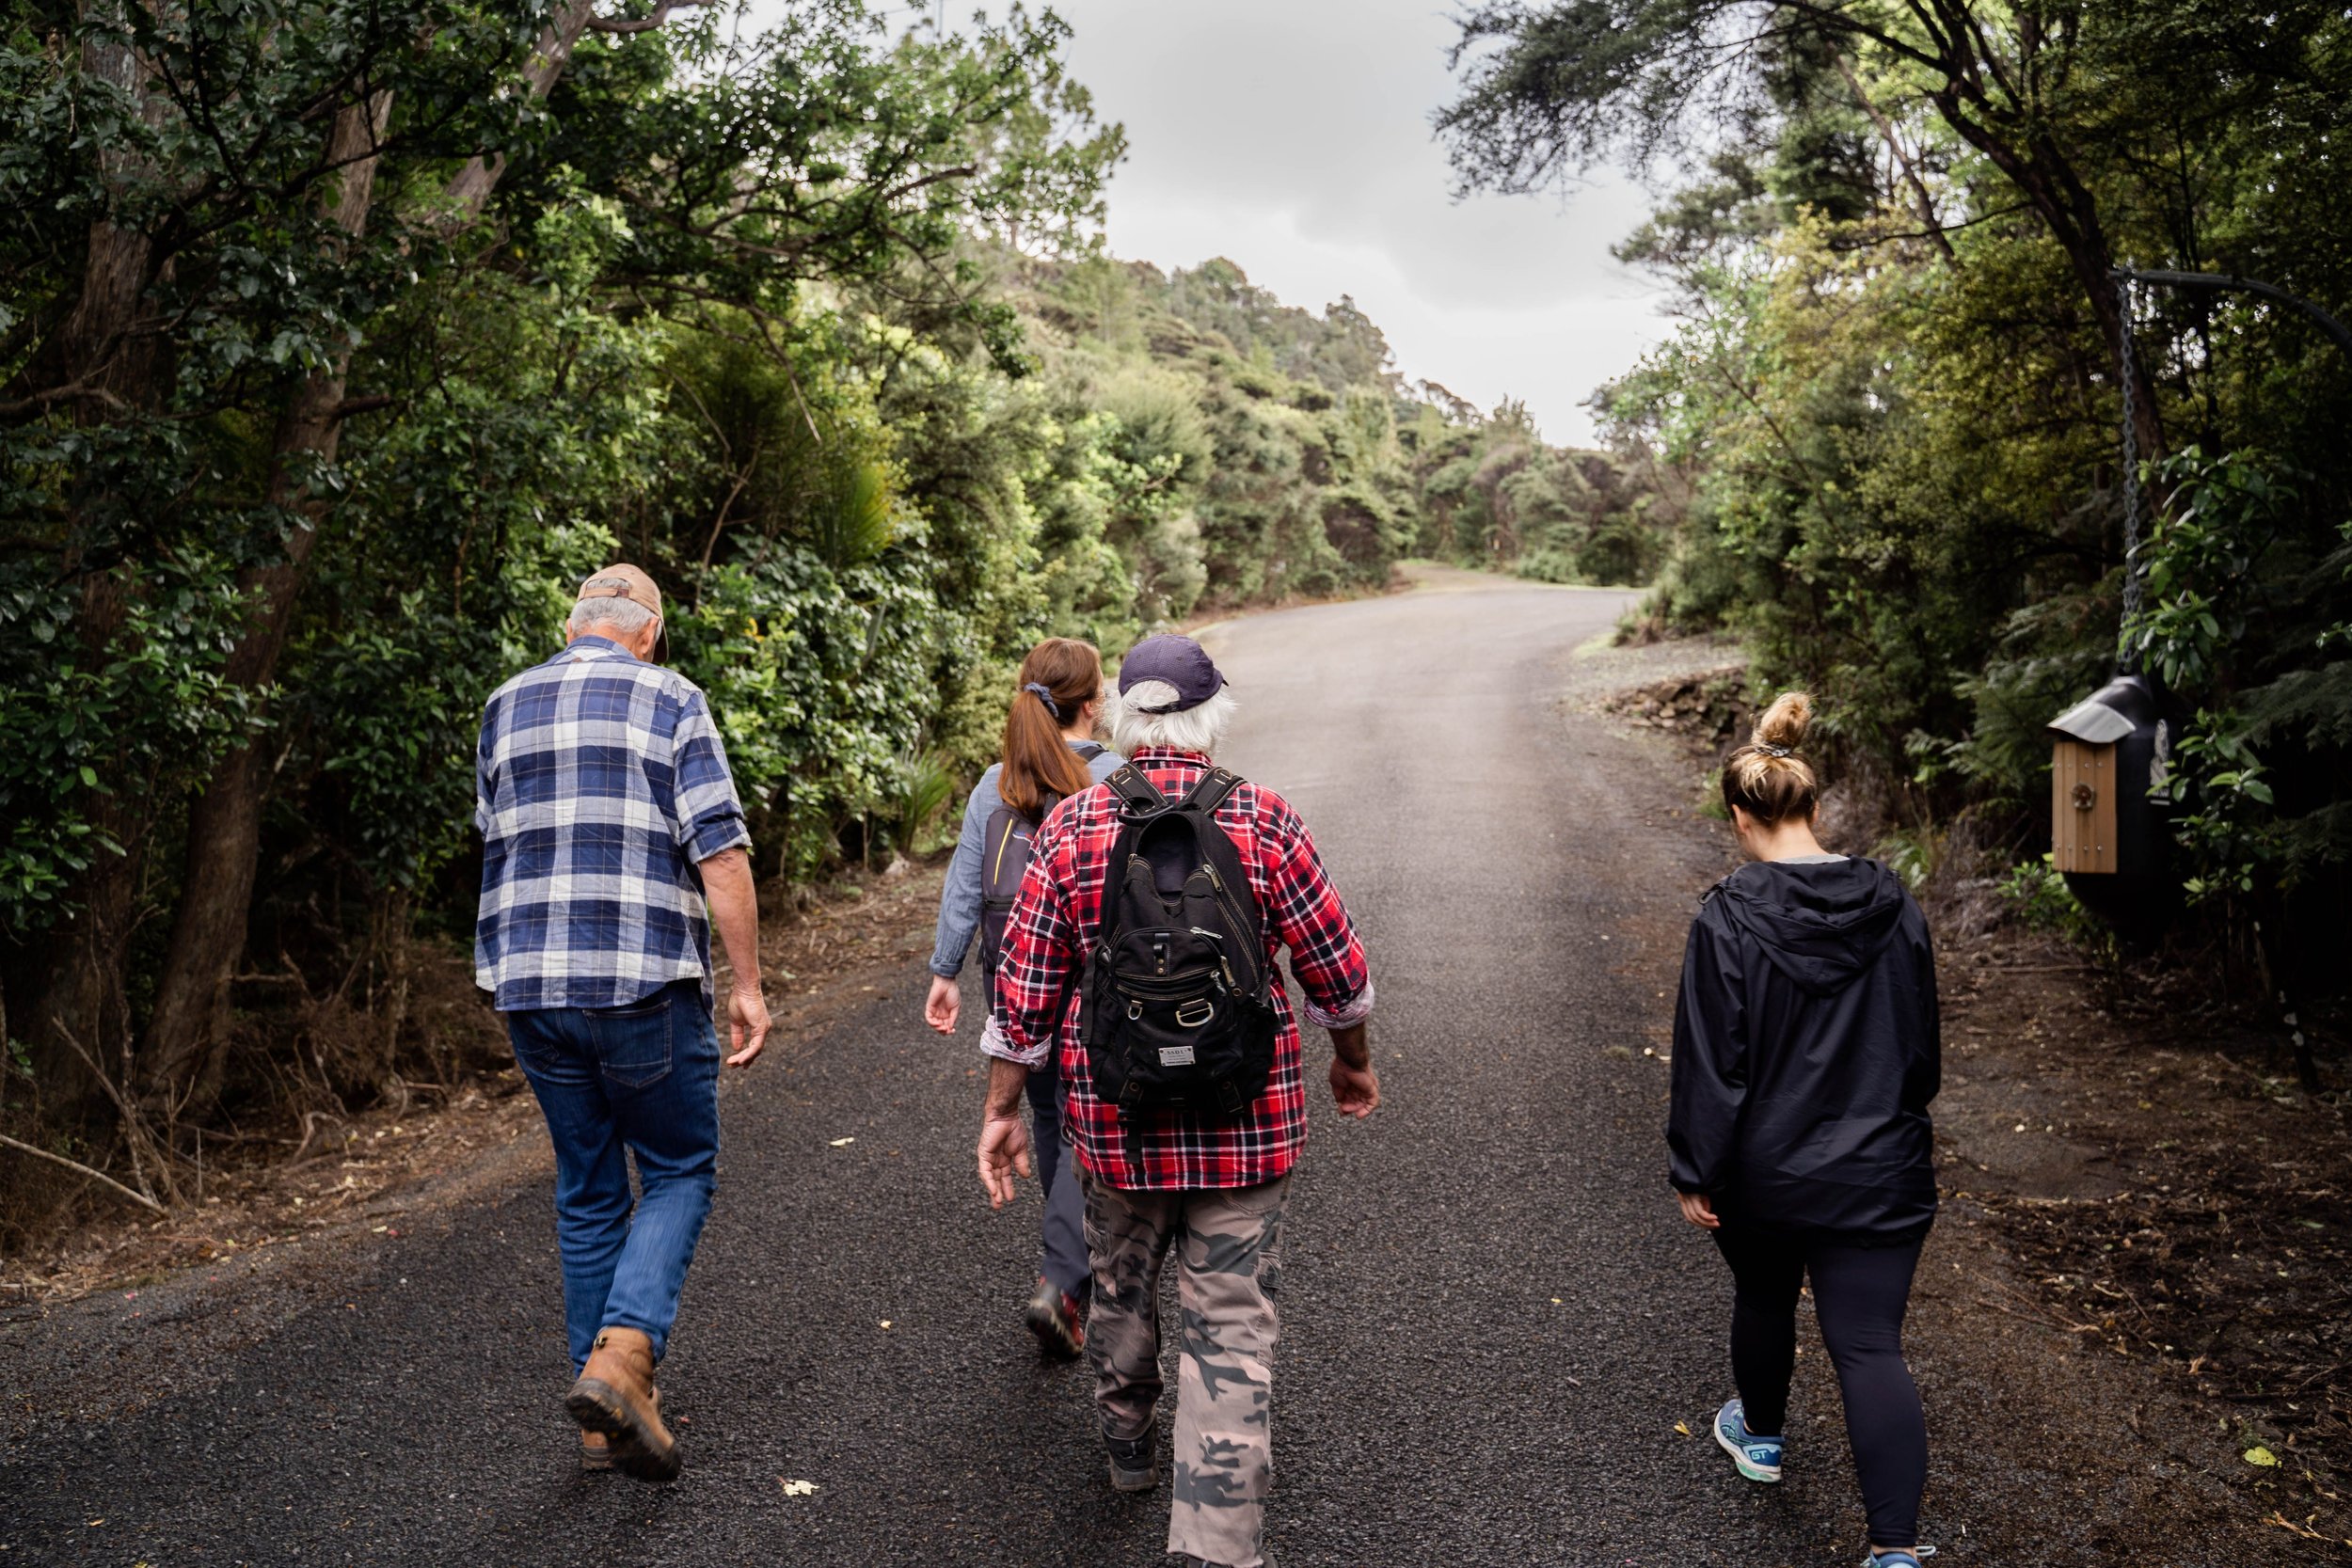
[474,636,752,1012]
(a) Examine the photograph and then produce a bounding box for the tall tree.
[1427,1,2340,464]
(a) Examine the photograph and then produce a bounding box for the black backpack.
[1078,763,1278,1121]
[978,742,1106,988]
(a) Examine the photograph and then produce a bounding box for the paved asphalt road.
[1,577,2265,1567]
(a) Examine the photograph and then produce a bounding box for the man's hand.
[925,974,961,1036]
[725,981,771,1068]
[1326,1021,1377,1118]
[1677,1191,1721,1229]
[1329,1056,1380,1118]
[978,1109,1033,1209]
[977,1055,1034,1208]
[699,846,767,1067]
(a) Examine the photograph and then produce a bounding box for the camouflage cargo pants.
[1083,1170,1290,1568]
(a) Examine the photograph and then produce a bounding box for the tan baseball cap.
[576,563,663,618]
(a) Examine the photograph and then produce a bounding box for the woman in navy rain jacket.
[1669,691,1941,1568]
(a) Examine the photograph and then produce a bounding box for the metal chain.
[2117,270,2144,667]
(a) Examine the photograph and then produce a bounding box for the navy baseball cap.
[1118,634,1229,713]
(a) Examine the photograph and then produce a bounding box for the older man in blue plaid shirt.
[475,563,770,1483]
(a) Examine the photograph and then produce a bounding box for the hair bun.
[1752,690,1813,752]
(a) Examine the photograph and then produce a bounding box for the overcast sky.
[940,1,1675,446]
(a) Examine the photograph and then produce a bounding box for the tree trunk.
[16,17,174,1118]
[21,19,164,402]
[139,92,393,1111]
[140,0,644,1111]
[440,0,599,220]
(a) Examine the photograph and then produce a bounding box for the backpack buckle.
[1175,999,1215,1029]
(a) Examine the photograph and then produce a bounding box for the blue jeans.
[1029,1052,1089,1300]
[506,980,721,1368]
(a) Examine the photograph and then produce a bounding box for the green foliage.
[1444,1,2352,943]
[2121,449,2352,900]
[2000,855,2120,965]
[0,562,258,928]
[2158,717,2279,902]
[887,748,961,854]
[1875,825,1944,893]
[0,0,1681,1146]
[2122,449,2296,691]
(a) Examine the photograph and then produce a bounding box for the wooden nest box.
[2045,673,2171,923]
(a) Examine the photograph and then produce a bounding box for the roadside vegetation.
[0,0,1679,1244]
[1443,2,2352,1019]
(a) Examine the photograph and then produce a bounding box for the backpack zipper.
[1200,864,1262,993]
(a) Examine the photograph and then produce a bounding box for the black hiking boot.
[1104,1418,1158,1492]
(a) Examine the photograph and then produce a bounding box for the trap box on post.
[2050,735,2118,873]
[2045,673,2172,927]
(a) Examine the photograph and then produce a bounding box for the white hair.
[1109,680,1236,758]
[569,595,656,638]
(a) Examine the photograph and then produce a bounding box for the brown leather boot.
[580,1430,612,1472]
[565,1327,679,1482]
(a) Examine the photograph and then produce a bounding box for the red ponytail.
[999,638,1103,816]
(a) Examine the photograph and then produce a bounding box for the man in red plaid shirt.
[977,634,1376,1568]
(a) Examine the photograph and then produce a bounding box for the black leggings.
[1711,1224,1928,1548]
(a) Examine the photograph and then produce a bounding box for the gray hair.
[568,595,656,638]
[1108,680,1236,758]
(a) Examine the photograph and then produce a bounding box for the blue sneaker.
[1713,1397,1782,1483]
[1862,1550,1936,1568]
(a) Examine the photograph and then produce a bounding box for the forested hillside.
[1444,2,2352,1002]
[0,0,1662,1228]
[1004,253,1673,609]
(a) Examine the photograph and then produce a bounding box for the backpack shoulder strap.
[1073,741,1107,762]
[980,804,1029,894]
[1178,766,1244,817]
[1103,764,1168,816]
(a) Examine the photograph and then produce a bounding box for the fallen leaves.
[779,1479,818,1497]
[828,1137,855,1148]
[2260,1509,2346,1545]
[1673,1421,1692,1437]
[2244,1446,2280,1467]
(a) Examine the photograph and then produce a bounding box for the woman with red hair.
[924,637,1122,1356]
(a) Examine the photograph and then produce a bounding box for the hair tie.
[1024,682,1062,721]
[1758,744,1791,758]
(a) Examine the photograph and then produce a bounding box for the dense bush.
[1441,2,2352,985]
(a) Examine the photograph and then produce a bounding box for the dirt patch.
[1587,635,2352,1554]
[1600,661,1754,749]
[1,861,950,1308]
[1937,944,2351,1548]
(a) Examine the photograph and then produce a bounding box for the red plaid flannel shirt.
[989,747,1374,1191]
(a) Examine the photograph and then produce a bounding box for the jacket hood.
[1709,857,1910,996]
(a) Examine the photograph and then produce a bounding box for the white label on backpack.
[1158,1044,1197,1067]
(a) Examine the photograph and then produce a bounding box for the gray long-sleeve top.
[929,740,1124,979]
